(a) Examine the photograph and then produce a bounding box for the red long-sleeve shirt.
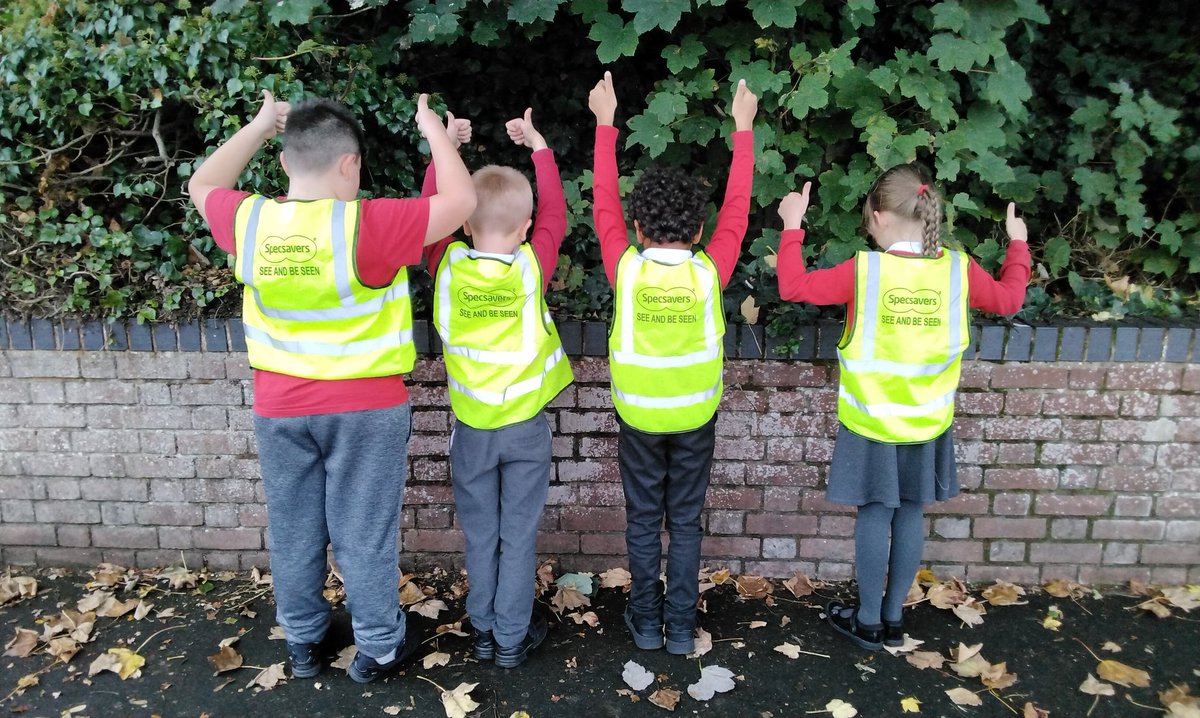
[421,149,567,289]
[777,229,1031,324]
[591,125,754,288]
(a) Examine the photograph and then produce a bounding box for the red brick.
[710,462,746,484]
[805,438,836,463]
[1106,365,1182,391]
[718,389,767,412]
[1120,393,1161,417]
[407,385,449,408]
[1118,443,1158,467]
[758,414,828,437]
[406,484,455,505]
[575,483,625,506]
[403,529,465,552]
[408,360,446,382]
[922,540,983,563]
[958,466,983,491]
[408,434,449,457]
[995,443,1035,464]
[1068,365,1106,389]
[973,517,1046,539]
[580,533,626,555]
[984,468,1058,490]
[1059,467,1099,489]
[702,536,761,557]
[953,440,995,465]
[1175,418,1200,442]
[0,524,58,546]
[535,533,581,554]
[574,386,612,409]
[1078,565,1152,584]
[1142,544,1200,565]
[1114,496,1153,517]
[1172,470,1200,491]
[411,411,450,433]
[91,526,158,549]
[957,392,1003,415]
[707,510,745,534]
[800,491,851,514]
[1040,443,1119,465]
[1158,444,1200,470]
[713,438,764,461]
[744,513,818,535]
[992,493,1031,515]
[745,464,819,487]
[1029,542,1101,564]
[556,460,619,483]
[1157,495,1200,518]
[1100,419,1178,443]
[751,362,827,387]
[958,362,992,389]
[797,538,854,559]
[1092,519,1165,540]
[1060,419,1101,441]
[705,487,762,510]
[966,564,1042,584]
[560,507,627,532]
[416,507,453,529]
[1042,392,1120,417]
[411,458,449,483]
[1182,366,1200,392]
[1097,467,1168,492]
[1034,494,1111,516]
[193,527,262,550]
[983,418,1061,441]
[990,365,1069,389]
[1002,392,1043,416]
[763,487,801,512]
[744,560,818,578]
[926,493,990,515]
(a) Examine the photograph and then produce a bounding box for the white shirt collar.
[885,241,924,255]
[641,247,692,264]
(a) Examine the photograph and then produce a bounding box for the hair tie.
[917,183,928,196]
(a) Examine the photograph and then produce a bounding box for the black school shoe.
[883,619,905,648]
[494,614,549,669]
[473,627,496,661]
[825,601,883,651]
[287,641,321,679]
[347,633,422,684]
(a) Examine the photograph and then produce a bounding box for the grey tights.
[854,500,926,626]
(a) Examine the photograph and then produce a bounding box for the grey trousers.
[450,412,552,648]
[617,413,717,631]
[255,404,411,659]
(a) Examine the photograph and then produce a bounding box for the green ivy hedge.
[1,0,1196,339]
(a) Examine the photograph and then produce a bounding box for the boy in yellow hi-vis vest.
[420,107,572,668]
[588,72,757,655]
[777,164,1030,651]
[188,91,476,683]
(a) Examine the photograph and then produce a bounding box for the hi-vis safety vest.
[609,247,725,434]
[232,196,415,379]
[837,249,971,444]
[433,241,573,430]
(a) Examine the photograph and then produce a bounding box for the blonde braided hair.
[861,163,942,257]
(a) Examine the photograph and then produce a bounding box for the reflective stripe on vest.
[837,249,970,443]
[608,247,725,433]
[433,241,573,429]
[232,196,415,379]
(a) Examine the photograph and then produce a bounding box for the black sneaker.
[825,601,883,651]
[623,605,664,650]
[287,641,321,679]
[494,614,548,669]
[347,634,421,684]
[473,628,496,661]
[883,619,905,648]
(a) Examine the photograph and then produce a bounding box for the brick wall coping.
[1,317,1196,363]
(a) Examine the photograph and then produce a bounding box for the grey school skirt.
[825,423,959,508]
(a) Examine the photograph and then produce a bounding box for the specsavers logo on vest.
[881,288,942,327]
[458,286,519,319]
[634,286,698,325]
[258,235,320,277]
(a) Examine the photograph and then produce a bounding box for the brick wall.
[1,318,1198,584]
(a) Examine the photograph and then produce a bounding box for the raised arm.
[418,95,477,245]
[506,108,567,292]
[776,182,856,305]
[422,111,473,273]
[188,90,288,222]
[702,79,758,288]
[588,71,628,286]
[968,202,1031,315]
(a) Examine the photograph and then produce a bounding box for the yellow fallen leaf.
[441,682,480,718]
[1079,673,1115,696]
[945,687,983,706]
[88,647,145,680]
[740,295,760,324]
[900,696,921,713]
[915,568,938,585]
[567,611,599,627]
[399,581,426,606]
[1097,659,1151,687]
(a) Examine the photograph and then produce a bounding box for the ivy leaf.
[589,13,639,63]
[507,0,563,23]
[266,0,325,26]
[622,0,689,33]
[626,112,673,157]
[747,0,797,28]
[1042,236,1071,276]
[662,34,705,74]
[647,91,688,124]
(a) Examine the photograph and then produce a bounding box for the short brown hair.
[468,165,533,235]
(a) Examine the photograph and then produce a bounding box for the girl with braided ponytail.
[776,164,1030,651]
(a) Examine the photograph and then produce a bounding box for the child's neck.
[471,233,521,255]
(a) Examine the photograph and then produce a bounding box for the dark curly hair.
[282,98,365,174]
[628,165,707,245]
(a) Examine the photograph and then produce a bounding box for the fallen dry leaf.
[47,636,80,663]
[1097,658,1151,687]
[411,599,448,620]
[1043,578,1088,599]
[1161,586,1200,611]
[906,651,945,670]
[690,627,712,658]
[883,634,924,655]
[436,621,469,637]
[622,660,654,691]
[953,600,986,627]
[440,682,480,718]
[1023,702,1049,718]
[4,627,38,658]
[247,662,287,690]
[567,611,599,627]
[1079,673,1115,696]
[649,688,681,711]
[399,581,426,606]
[1042,605,1063,631]
[1101,641,1122,653]
[77,590,111,613]
[134,601,153,621]
[155,563,198,590]
[551,586,590,613]
[687,664,735,701]
[783,572,817,598]
[982,580,1027,606]
[383,707,402,716]
[88,648,145,680]
[775,643,803,659]
[927,580,967,609]
[945,687,983,706]
[1167,703,1200,718]
[331,645,356,670]
[1159,684,1198,709]
[1138,598,1173,618]
[735,575,773,599]
[423,651,451,669]
[900,696,921,713]
[748,620,767,629]
[599,568,632,590]
[826,698,858,718]
[980,661,1018,690]
[740,295,760,324]
[208,646,243,674]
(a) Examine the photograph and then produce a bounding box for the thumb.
[524,107,533,125]
[1007,202,1018,221]
[736,78,746,97]
[261,89,274,105]
[604,70,613,89]
[446,110,455,126]
[417,93,429,113]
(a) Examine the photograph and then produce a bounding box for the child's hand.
[731,79,757,132]
[445,111,472,150]
[506,107,548,152]
[589,71,617,126]
[415,93,445,140]
[250,90,289,140]
[1005,202,1028,243]
[778,182,813,230]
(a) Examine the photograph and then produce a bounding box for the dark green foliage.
[1,0,1196,328]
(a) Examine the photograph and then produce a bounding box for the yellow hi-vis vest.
[609,246,725,434]
[837,249,971,444]
[232,196,415,379]
[433,241,573,430]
